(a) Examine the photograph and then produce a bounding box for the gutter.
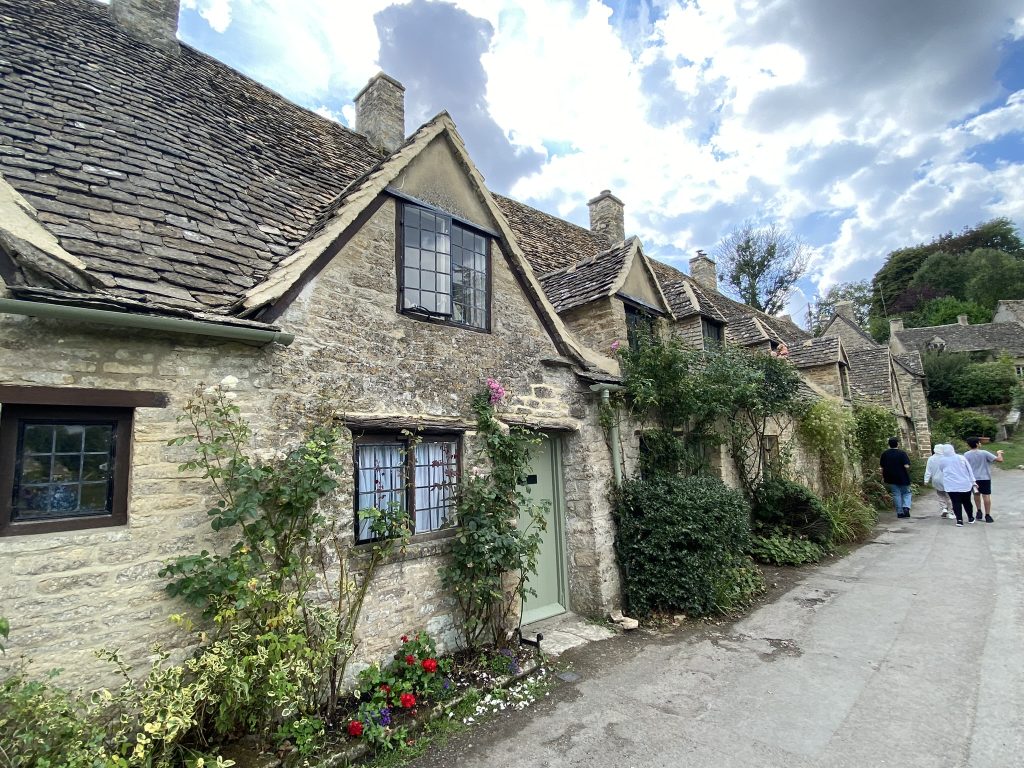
[590,382,626,486]
[0,298,294,347]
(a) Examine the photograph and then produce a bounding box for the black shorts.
[976,479,992,495]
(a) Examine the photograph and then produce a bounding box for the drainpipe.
[590,383,625,486]
[0,298,294,346]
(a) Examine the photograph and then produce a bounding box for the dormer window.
[624,304,656,350]
[399,202,490,331]
[701,317,724,348]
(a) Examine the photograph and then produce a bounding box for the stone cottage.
[818,304,931,454]
[0,0,627,683]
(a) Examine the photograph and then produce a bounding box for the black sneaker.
[956,521,964,527]
[968,517,976,524]
[985,514,994,523]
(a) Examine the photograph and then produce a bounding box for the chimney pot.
[890,317,905,333]
[110,0,181,55]
[834,300,855,320]
[957,314,969,325]
[689,251,718,292]
[355,73,406,153]
[587,190,625,245]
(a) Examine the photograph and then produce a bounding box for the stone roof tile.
[0,0,382,313]
[538,239,635,313]
[894,322,1024,356]
[787,336,841,368]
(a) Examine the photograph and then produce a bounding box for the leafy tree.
[713,222,809,314]
[907,296,990,328]
[870,218,1023,337]
[964,248,1024,310]
[923,352,1017,407]
[909,251,971,299]
[806,279,872,334]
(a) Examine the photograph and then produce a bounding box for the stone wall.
[894,368,931,455]
[669,315,704,350]
[560,298,624,357]
[800,363,844,399]
[0,197,622,686]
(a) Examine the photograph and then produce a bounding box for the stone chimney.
[889,317,904,334]
[834,300,854,321]
[110,0,181,55]
[587,190,625,245]
[355,73,406,154]
[689,250,718,292]
[957,314,969,325]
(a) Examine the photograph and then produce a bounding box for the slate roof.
[846,346,893,405]
[493,194,609,276]
[538,239,635,313]
[648,260,727,323]
[893,322,1024,356]
[894,351,924,377]
[0,0,382,313]
[709,290,809,346]
[787,336,843,368]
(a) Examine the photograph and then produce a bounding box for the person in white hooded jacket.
[938,444,979,527]
[923,444,952,519]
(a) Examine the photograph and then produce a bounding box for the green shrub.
[749,534,826,566]
[797,400,858,492]
[820,484,877,544]
[932,408,999,441]
[953,359,1018,406]
[751,476,833,545]
[853,404,898,461]
[861,474,892,511]
[613,474,761,617]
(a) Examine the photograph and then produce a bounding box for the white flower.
[223,391,237,401]
[219,375,239,390]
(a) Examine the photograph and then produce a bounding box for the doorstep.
[519,611,617,657]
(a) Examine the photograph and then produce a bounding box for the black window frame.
[396,202,492,333]
[0,404,132,537]
[701,317,724,348]
[624,304,657,351]
[353,433,461,544]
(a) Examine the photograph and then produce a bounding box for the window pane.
[420,229,436,250]
[413,441,458,533]
[405,246,420,268]
[21,455,50,484]
[83,426,111,452]
[421,252,435,272]
[356,443,406,542]
[53,453,82,482]
[437,295,451,315]
[80,483,108,512]
[436,216,450,235]
[436,253,450,273]
[23,425,54,453]
[436,234,450,254]
[451,228,463,246]
[403,289,421,309]
[404,206,419,228]
[421,271,436,291]
[82,453,110,481]
[404,268,420,289]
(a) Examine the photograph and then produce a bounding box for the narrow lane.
[410,471,1024,767]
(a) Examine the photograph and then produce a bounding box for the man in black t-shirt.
[880,437,912,518]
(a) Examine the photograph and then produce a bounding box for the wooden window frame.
[701,317,724,348]
[395,202,492,334]
[352,432,461,544]
[0,404,133,536]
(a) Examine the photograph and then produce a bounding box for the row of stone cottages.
[0,0,929,686]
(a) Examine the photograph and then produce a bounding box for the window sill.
[353,526,459,564]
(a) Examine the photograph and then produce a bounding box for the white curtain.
[414,441,456,533]
[356,443,404,541]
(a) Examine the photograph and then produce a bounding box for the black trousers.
[948,491,975,523]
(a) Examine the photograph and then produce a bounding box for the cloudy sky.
[178,0,1024,321]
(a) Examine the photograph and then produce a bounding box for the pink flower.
[611,340,621,352]
[486,377,506,405]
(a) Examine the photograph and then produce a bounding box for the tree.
[805,280,871,335]
[964,248,1024,310]
[907,296,990,328]
[713,222,809,314]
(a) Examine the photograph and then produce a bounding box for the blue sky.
[177,0,1024,322]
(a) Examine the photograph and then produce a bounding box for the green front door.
[519,433,568,626]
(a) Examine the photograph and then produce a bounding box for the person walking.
[964,437,1004,523]
[880,437,912,518]
[924,444,952,519]
[938,444,978,527]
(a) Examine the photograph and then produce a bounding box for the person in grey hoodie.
[938,444,978,527]
[924,444,952,519]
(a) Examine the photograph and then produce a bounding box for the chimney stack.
[587,190,625,246]
[689,250,718,292]
[834,300,854,320]
[355,73,406,154]
[110,0,181,55]
[957,314,969,325]
[889,317,904,334]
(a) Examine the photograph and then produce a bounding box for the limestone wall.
[0,198,622,686]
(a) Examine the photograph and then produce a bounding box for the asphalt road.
[409,470,1024,768]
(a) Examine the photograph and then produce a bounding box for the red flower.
[405,654,416,665]
[400,692,416,709]
[421,658,438,673]
[347,720,363,737]
[401,635,409,643]
[380,684,391,693]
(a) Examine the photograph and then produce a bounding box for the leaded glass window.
[400,203,489,330]
[354,435,459,542]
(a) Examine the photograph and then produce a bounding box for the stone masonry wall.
[0,198,622,686]
[561,298,624,358]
